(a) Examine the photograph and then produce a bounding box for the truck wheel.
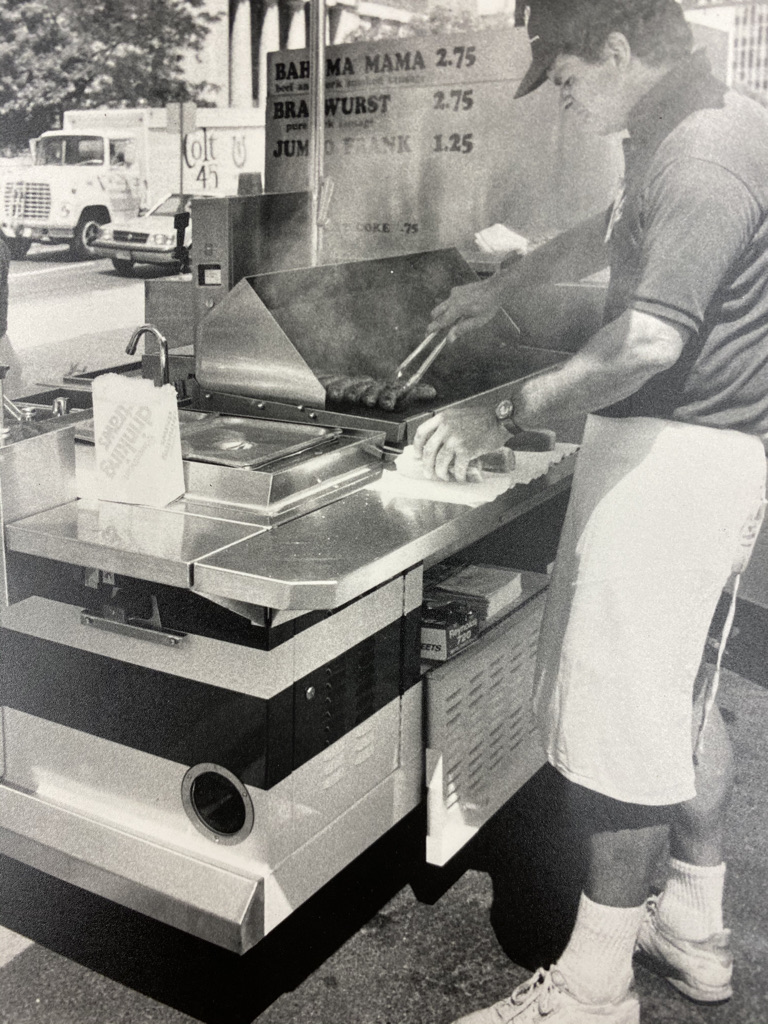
[71,211,109,260]
[2,235,32,259]
[111,258,135,277]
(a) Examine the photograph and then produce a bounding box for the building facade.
[191,0,430,110]
[685,1,768,96]
[191,0,519,110]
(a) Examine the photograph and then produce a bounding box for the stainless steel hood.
[195,249,567,443]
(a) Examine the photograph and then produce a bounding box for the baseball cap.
[515,0,692,98]
[515,0,574,98]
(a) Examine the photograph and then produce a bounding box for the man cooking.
[414,2,768,1022]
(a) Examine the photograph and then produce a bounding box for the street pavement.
[4,245,160,397]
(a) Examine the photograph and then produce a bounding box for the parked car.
[91,193,197,275]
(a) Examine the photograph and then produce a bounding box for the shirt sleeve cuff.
[631,297,701,334]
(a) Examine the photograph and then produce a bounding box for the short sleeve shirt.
[600,53,768,436]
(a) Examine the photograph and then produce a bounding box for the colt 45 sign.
[265,29,620,262]
[183,127,250,192]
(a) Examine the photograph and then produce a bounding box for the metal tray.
[178,417,342,469]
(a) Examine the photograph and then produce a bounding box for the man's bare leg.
[586,819,670,908]
[672,704,735,867]
[552,788,669,1003]
[649,704,735,942]
[633,700,735,1005]
[451,712,733,1019]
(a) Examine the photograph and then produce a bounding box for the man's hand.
[428,278,503,343]
[413,405,510,482]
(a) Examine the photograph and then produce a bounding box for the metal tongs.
[394,329,450,390]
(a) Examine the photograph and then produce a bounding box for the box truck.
[0,106,265,259]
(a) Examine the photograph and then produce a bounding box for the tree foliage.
[0,0,218,152]
[349,4,512,44]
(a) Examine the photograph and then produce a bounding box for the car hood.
[106,213,176,234]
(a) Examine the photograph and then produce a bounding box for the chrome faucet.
[125,324,170,387]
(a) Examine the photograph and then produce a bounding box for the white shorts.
[533,414,766,805]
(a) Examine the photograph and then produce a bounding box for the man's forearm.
[513,351,644,428]
[511,310,687,428]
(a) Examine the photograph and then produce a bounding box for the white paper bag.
[92,373,185,507]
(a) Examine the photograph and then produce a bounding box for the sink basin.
[11,386,93,419]
[2,387,93,441]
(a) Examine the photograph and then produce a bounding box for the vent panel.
[425,581,549,866]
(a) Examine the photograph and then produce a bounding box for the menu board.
[266,29,622,262]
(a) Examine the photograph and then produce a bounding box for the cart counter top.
[5,446,573,611]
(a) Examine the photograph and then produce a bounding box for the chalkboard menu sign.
[266,28,622,262]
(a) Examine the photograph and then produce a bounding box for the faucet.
[125,324,170,387]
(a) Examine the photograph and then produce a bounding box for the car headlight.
[153,233,174,246]
[98,226,113,241]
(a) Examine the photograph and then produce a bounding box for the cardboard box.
[431,564,523,624]
[421,602,479,661]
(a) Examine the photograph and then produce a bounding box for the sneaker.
[635,896,733,1003]
[450,967,640,1024]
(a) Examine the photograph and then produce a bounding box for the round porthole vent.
[181,763,254,845]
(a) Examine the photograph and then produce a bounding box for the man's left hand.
[413,406,509,482]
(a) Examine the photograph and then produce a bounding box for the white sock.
[555,892,644,1005]
[656,858,726,940]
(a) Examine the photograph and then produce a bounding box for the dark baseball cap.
[515,0,575,98]
[515,0,692,98]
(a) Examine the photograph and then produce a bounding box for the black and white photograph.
[0,1,767,1022]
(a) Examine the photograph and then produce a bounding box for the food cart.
[0,18,614,960]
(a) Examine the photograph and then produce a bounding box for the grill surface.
[195,249,569,444]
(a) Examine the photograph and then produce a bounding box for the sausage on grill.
[361,381,388,407]
[343,377,378,403]
[317,374,356,403]
[378,382,437,411]
[317,373,437,409]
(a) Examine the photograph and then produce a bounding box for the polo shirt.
[600,52,768,436]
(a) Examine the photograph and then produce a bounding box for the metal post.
[179,100,184,201]
[308,0,327,266]
[174,102,191,273]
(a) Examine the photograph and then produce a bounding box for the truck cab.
[1,129,143,259]
[1,105,266,262]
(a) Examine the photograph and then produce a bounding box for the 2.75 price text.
[435,46,477,69]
